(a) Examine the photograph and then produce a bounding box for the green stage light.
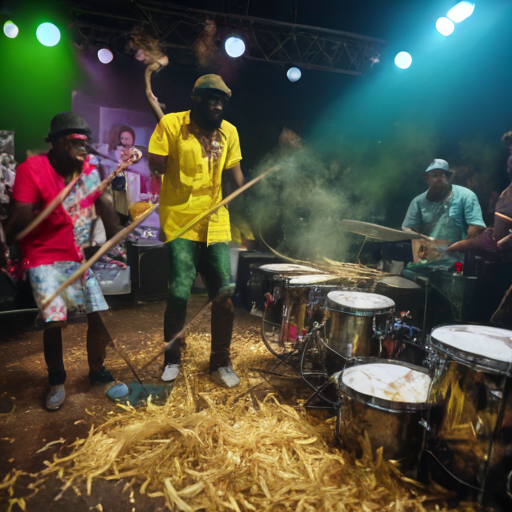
[3,20,19,38]
[36,22,60,47]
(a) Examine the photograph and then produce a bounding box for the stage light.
[394,51,412,69]
[3,21,19,39]
[287,67,301,82]
[224,36,245,58]
[36,22,60,47]
[436,17,455,36]
[97,47,114,64]
[447,2,475,23]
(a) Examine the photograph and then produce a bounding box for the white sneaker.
[161,364,179,382]
[210,366,240,388]
[46,384,66,410]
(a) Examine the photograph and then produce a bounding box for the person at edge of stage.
[2,112,121,411]
[402,158,486,246]
[148,74,244,388]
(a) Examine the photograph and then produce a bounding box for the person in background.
[402,158,486,246]
[503,130,512,183]
[2,113,119,410]
[148,74,244,388]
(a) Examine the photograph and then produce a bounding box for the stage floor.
[0,297,481,511]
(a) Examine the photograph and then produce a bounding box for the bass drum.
[374,276,423,327]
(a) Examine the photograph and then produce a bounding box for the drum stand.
[299,324,346,439]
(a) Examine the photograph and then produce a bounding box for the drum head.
[288,274,338,286]
[258,263,320,273]
[339,361,431,412]
[430,324,512,375]
[327,291,395,316]
[376,276,422,290]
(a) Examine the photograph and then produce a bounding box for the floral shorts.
[28,261,108,329]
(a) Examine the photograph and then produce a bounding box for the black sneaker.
[89,366,115,385]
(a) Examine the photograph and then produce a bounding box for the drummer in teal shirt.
[402,159,486,245]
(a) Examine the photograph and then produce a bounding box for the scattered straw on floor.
[1,318,482,511]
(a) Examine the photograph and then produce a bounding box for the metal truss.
[65,0,384,75]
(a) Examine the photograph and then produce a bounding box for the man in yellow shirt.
[148,74,244,387]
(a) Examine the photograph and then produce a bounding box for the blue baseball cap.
[425,158,451,174]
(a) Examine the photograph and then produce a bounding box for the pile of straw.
[2,320,480,511]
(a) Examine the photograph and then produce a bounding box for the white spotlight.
[394,51,412,69]
[447,2,475,23]
[97,48,114,64]
[287,67,301,82]
[436,17,455,36]
[3,21,19,38]
[224,36,245,58]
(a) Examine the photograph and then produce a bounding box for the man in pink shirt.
[3,113,117,410]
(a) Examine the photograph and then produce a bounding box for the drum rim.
[287,274,340,286]
[326,291,395,316]
[258,263,321,273]
[337,358,432,412]
[430,323,512,376]
[375,276,422,290]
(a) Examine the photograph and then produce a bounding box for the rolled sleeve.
[402,199,422,231]
[463,192,486,228]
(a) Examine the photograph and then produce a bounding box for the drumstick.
[15,174,82,241]
[15,149,142,242]
[41,203,158,310]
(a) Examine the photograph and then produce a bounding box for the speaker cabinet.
[128,240,169,302]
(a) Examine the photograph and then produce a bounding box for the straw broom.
[41,166,280,310]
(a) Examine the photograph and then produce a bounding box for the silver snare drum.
[325,291,395,359]
[336,359,431,471]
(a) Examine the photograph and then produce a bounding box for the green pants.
[164,238,234,371]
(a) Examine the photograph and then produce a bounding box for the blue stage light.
[436,17,455,36]
[394,51,412,69]
[36,22,61,47]
[287,67,301,82]
[224,36,245,58]
[3,21,19,38]
[447,2,475,23]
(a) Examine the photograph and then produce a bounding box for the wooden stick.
[41,165,279,310]
[168,166,279,242]
[136,299,212,373]
[41,204,158,310]
[15,174,82,241]
[16,150,142,242]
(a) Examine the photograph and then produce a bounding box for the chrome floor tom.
[424,324,512,502]
[325,291,395,360]
[336,360,431,470]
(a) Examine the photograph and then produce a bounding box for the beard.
[191,101,223,131]
[427,182,451,202]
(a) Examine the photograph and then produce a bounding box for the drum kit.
[250,261,512,506]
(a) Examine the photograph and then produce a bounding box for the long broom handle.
[41,204,157,310]
[41,166,279,310]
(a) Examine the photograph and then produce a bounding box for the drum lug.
[418,419,431,431]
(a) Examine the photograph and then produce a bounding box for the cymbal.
[342,220,424,242]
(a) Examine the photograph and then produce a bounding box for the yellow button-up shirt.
[149,111,242,244]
